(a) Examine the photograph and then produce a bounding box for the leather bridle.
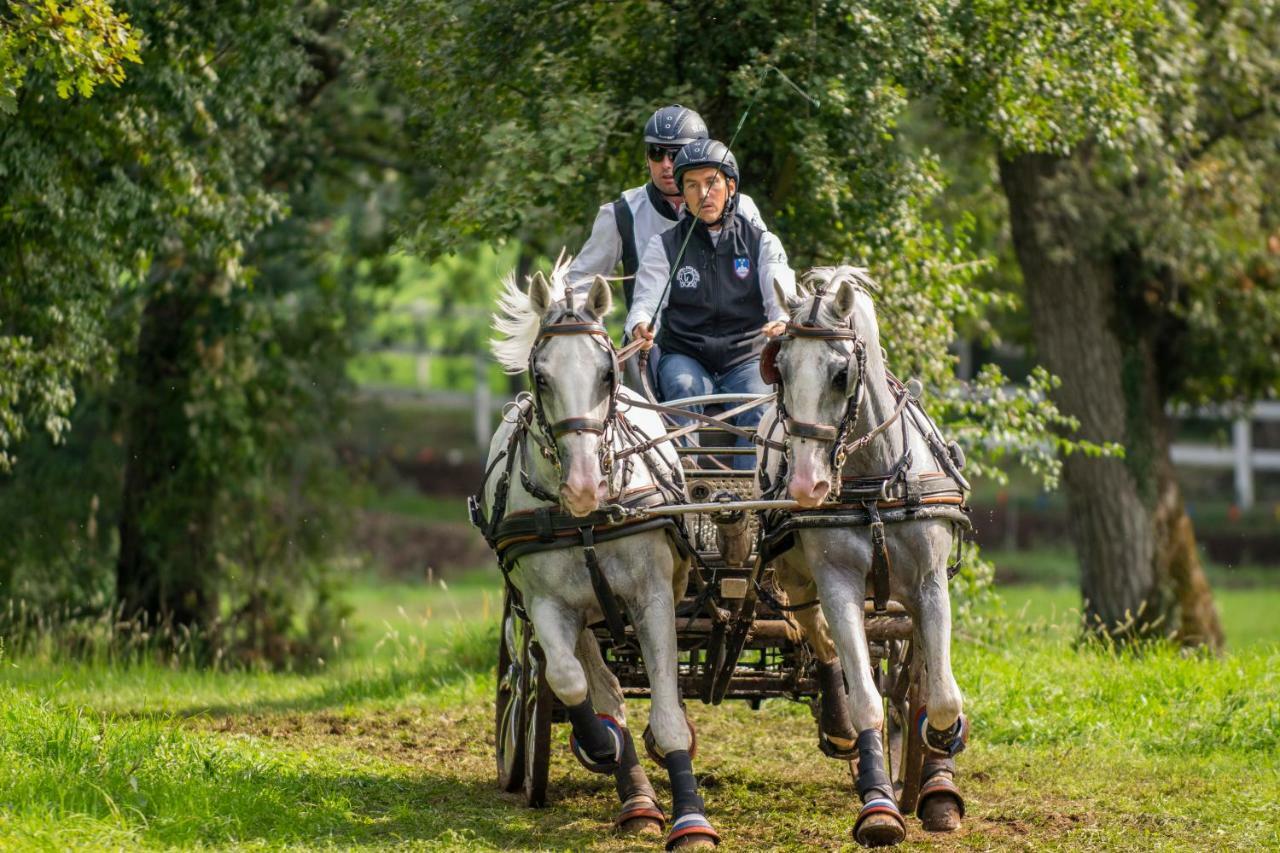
[526,299,622,484]
[762,287,870,474]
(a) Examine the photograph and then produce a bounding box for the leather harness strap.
[580,525,630,650]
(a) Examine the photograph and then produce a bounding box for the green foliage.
[0,0,141,114]
[1,0,424,657]
[355,0,1092,491]
[909,0,1280,406]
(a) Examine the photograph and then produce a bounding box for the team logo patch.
[733,256,751,279]
[676,266,700,288]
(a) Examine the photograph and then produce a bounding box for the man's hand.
[761,321,786,338]
[630,322,656,350]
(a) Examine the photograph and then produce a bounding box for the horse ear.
[528,271,553,315]
[832,279,858,321]
[773,278,800,317]
[586,275,613,319]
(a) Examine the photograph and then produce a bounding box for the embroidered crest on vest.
[733,256,751,279]
[676,266,700,288]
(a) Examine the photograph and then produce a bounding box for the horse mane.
[490,250,576,374]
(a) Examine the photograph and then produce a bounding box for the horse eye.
[833,369,848,387]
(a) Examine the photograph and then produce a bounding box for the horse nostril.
[812,481,830,500]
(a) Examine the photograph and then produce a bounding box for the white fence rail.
[1170,402,1280,510]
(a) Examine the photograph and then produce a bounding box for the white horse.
[756,267,969,847]
[481,258,719,849]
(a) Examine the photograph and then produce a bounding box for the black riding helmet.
[673,138,740,192]
[644,105,709,146]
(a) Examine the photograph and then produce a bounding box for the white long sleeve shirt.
[567,183,766,292]
[625,219,796,334]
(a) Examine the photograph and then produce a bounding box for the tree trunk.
[998,151,1222,648]
[116,284,217,630]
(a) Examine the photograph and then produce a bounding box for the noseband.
[526,300,621,478]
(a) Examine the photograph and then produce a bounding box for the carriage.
[490,389,936,814]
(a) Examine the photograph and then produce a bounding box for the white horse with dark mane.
[756,266,970,847]
[477,257,719,849]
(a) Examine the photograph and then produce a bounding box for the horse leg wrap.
[816,660,857,760]
[614,727,661,814]
[854,728,894,804]
[916,706,969,757]
[916,754,965,820]
[663,750,719,849]
[851,728,905,846]
[567,699,622,773]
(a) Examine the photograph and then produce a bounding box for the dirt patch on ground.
[185,702,1260,851]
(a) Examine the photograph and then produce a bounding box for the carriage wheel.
[495,594,528,792]
[522,639,554,807]
[890,640,927,813]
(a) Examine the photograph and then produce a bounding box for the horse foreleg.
[527,597,622,775]
[775,557,855,760]
[908,557,967,832]
[812,559,906,847]
[631,586,719,850]
[575,629,663,835]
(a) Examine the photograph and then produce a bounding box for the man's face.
[647,144,681,195]
[681,166,735,224]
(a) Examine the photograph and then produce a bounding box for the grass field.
[1,572,1277,850]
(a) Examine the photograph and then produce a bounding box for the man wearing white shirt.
[627,139,795,469]
[567,106,766,304]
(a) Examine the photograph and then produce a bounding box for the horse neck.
[843,352,898,474]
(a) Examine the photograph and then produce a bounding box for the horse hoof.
[919,792,963,832]
[853,800,906,848]
[616,795,665,836]
[665,814,720,850]
[916,765,965,832]
[818,728,857,761]
[618,816,665,836]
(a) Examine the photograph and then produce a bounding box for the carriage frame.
[492,391,933,811]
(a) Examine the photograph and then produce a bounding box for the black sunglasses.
[647,145,680,163]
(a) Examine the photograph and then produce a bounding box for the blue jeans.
[657,353,770,470]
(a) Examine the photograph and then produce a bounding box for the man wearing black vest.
[567,106,765,302]
[626,139,795,470]
[567,106,765,388]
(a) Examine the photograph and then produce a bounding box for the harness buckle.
[467,494,486,530]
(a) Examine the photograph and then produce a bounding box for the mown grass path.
[1,576,1277,850]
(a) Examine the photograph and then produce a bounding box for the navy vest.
[656,210,765,375]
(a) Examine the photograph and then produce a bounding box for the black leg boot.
[816,659,857,759]
[567,699,621,774]
[663,750,719,850]
[851,729,906,848]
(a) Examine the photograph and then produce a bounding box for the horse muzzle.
[560,476,607,518]
[788,473,831,508]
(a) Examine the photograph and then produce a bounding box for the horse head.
[511,267,618,517]
[768,266,881,508]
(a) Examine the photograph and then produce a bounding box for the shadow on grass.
[214,767,608,849]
